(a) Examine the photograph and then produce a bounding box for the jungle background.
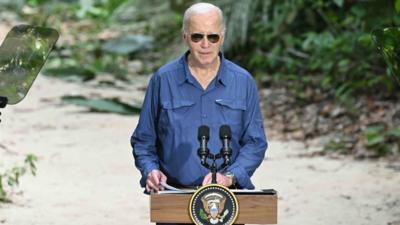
[0,0,400,225]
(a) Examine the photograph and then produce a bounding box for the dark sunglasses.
[189,33,220,43]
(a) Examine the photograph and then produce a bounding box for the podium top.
[158,189,277,195]
[233,189,277,195]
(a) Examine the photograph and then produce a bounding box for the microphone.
[197,125,210,165]
[220,125,232,164]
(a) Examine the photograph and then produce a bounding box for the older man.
[131,1,267,217]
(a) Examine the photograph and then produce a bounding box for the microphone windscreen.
[198,125,210,140]
[219,125,231,139]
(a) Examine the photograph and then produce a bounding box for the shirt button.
[202,114,207,118]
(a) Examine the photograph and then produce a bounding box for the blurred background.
[1,0,400,225]
[2,0,399,157]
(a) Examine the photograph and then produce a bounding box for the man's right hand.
[146,169,167,193]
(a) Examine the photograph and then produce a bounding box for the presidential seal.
[189,184,239,225]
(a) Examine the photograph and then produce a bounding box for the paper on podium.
[160,182,181,191]
[159,182,196,194]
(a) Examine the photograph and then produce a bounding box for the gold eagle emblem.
[201,193,229,224]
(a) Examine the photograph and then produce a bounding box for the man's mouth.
[199,52,212,55]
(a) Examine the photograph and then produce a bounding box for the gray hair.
[182,3,226,34]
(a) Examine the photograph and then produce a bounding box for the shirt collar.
[179,51,228,87]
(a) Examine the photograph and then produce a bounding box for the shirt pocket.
[159,100,196,128]
[215,99,246,125]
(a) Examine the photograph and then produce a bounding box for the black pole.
[0,96,7,123]
[0,96,7,108]
[211,160,217,184]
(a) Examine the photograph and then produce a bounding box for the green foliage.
[61,95,141,115]
[43,39,130,82]
[323,124,400,157]
[217,0,400,102]
[76,0,132,21]
[0,0,26,10]
[211,0,400,157]
[24,0,180,83]
[0,154,38,202]
[395,0,400,13]
[44,64,96,81]
[372,27,400,87]
[362,124,400,156]
[323,136,354,154]
[110,0,183,51]
[101,34,154,55]
[26,0,50,7]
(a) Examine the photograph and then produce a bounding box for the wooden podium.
[150,189,277,224]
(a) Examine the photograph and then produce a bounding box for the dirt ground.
[1,25,400,225]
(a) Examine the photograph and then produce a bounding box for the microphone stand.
[198,125,232,184]
[199,149,231,184]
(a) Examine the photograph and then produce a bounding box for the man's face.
[184,10,224,67]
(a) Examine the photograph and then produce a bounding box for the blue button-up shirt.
[131,51,267,189]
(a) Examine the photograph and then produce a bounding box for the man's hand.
[202,172,233,187]
[146,169,167,193]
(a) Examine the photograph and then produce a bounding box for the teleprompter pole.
[0,96,8,123]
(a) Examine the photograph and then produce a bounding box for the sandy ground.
[0,74,400,225]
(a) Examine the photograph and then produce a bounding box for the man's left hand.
[202,172,233,187]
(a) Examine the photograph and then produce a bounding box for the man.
[131,0,267,207]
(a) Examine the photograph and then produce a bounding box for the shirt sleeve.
[130,74,160,187]
[226,77,268,189]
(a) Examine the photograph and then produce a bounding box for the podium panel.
[150,189,277,224]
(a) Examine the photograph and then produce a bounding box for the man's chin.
[196,56,217,66]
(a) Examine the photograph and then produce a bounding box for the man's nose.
[200,37,210,48]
